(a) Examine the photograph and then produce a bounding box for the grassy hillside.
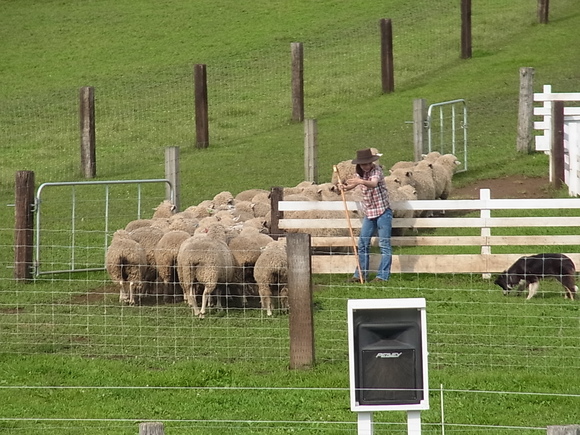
[1,0,578,205]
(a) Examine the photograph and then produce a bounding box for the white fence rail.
[277,188,580,275]
[534,84,580,196]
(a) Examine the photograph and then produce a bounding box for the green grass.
[1,0,580,433]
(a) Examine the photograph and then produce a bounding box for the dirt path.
[450,175,553,199]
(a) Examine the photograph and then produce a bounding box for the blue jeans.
[353,208,393,281]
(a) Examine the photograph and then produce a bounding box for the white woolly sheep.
[421,151,442,162]
[420,153,460,200]
[183,200,215,219]
[253,238,288,316]
[234,188,269,204]
[125,218,152,233]
[251,192,271,218]
[105,230,147,305]
[212,209,238,227]
[228,227,275,306]
[242,217,270,233]
[152,200,176,219]
[129,225,165,298]
[252,191,270,204]
[167,213,199,235]
[194,216,221,235]
[176,224,235,318]
[231,200,255,222]
[154,230,191,303]
[390,160,416,171]
[314,182,342,201]
[150,218,171,232]
[389,167,436,202]
[390,184,418,219]
[212,191,235,210]
[283,181,316,196]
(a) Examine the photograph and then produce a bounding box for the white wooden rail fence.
[277,189,580,275]
[534,84,580,196]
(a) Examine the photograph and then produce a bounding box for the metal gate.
[34,179,173,276]
[426,99,468,172]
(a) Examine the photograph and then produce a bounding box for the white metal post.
[407,410,422,434]
[480,188,491,279]
[357,412,374,435]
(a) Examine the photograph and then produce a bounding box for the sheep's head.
[152,200,177,219]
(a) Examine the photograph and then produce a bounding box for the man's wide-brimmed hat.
[352,148,380,164]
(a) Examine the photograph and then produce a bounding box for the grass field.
[1,0,580,433]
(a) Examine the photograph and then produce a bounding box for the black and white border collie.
[494,253,577,300]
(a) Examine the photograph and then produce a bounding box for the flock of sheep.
[105,150,460,317]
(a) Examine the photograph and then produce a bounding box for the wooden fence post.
[14,170,35,281]
[269,186,284,240]
[517,67,535,153]
[287,233,315,369]
[291,42,304,122]
[413,99,427,161]
[194,64,209,149]
[461,0,472,59]
[551,100,565,189]
[79,86,96,178]
[538,0,550,24]
[165,146,180,212]
[380,18,395,94]
[139,422,165,435]
[304,119,318,183]
[547,425,580,435]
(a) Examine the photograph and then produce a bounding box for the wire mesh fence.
[0,1,556,192]
[2,1,580,433]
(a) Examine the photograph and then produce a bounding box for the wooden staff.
[333,165,364,283]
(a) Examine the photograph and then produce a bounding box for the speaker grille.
[359,348,418,404]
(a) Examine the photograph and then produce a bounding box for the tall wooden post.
[413,99,427,161]
[287,233,315,369]
[517,67,535,153]
[14,170,35,281]
[165,146,180,212]
[79,86,96,178]
[461,0,472,59]
[551,100,565,190]
[291,42,304,122]
[269,186,284,240]
[380,18,395,94]
[304,119,318,183]
[538,0,550,24]
[194,64,209,149]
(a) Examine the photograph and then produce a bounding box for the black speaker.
[354,311,424,406]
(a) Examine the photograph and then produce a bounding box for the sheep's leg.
[200,283,217,318]
[128,281,136,305]
[119,281,128,303]
[184,283,200,316]
[258,284,273,317]
[279,286,289,312]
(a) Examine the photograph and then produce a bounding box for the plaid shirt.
[358,164,390,219]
